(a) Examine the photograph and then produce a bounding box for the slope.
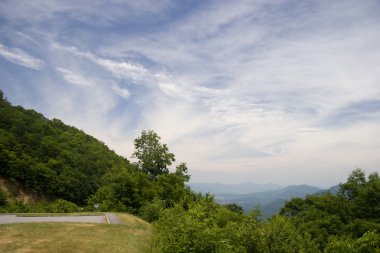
[0,90,133,205]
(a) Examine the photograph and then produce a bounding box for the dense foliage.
[0,90,193,215]
[154,196,319,253]
[280,169,380,251]
[0,89,379,252]
[132,129,176,180]
[154,169,380,252]
[0,90,131,204]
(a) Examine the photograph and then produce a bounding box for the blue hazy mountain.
[190,183,322,218]
[188,182,283,195]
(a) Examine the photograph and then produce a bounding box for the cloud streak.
[56,67,92,86]
[0,43,44,70]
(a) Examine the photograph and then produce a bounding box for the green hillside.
[0,90,132,204]
[0,89,193,217]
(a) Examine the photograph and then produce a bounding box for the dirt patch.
[0,176,50,204]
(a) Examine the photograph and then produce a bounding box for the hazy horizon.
[1,1,379,188]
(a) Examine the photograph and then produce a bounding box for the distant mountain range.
[188,182,283,195]
[189,182,340,218]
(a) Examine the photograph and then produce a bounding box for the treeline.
[0,89,379,252]
[154,169,380,252]
[87,129,196,219]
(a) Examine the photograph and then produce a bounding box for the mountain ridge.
[188,182,283,195]
[190,183,322,218]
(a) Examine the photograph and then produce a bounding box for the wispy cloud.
[52,44,153,84]
[1,0,380,186]
[0,43,43,70]
[56,67,92,86]
[112,84,130,100]
[323,100,380,127]
[52,43,203,102]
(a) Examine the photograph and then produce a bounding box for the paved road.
[0,214,106,224]
[106,212,124,224]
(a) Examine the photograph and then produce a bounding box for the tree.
[340,169,366,201]
[175,162,190,182]
[324,230,380,253]
[132,130,175,180]
[225,203,244,214]
[154,198,246,253]
[88,167,154,213]
[340,169,380,219]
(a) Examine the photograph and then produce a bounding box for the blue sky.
[1,0,380,187]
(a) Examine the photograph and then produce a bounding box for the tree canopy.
[132,130,175,180]
[0,90,131,204]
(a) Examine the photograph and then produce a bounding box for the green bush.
[154,199,246,253]
[27,202,54,213]
[3,200,31,213]
[139,198,165,222]
[51,199,79,213]
[324,231,380,253]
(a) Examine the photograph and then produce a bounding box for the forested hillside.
[0,90,131,204]
[0,89,194,218]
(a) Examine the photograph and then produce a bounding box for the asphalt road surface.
[0,214,106,224]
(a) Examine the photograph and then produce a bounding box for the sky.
[1,0,380,188]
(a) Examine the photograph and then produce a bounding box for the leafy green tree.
[88,167,154,213]
[51,199,79,213]
[324,230,380,253]
[175,162,190,182]
[139,198,166,222]
[132,130,175,180]
[340,170,380,220]
[279,169,380,251]
[340,169,367,201]
[156,172,192,208]
[155,197,246,253]
[224,203,244,214]
[260,216,319,253]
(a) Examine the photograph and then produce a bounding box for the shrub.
[139,198,165,222]
[51,199,79,213]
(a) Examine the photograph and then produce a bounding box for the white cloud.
[1,0,379,186]
[112,0,380,185]
[112,84,130,100]
[52,44,152,84]
[96,58,149,82]
[56,67,92,86]
[0,43,44,70]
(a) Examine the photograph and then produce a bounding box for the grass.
[0,213,153,253]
